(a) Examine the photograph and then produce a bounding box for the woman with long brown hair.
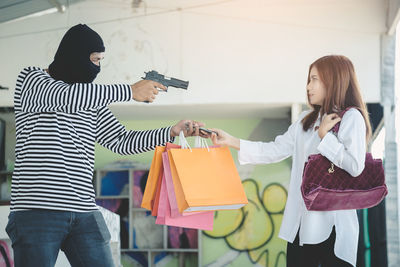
[206,55,370,266]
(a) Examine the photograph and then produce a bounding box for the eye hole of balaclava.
[48,24,105,84]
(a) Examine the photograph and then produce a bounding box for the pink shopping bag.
[155,173,168,225]
[0,241,13,267]
[156,155,214,230]
[163,152,209,217]
[163,151,183,218]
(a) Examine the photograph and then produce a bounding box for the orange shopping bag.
[165,143,187,216]
[141,146,166,210]
[169,133,248,212]
[151,167,163,216]
[155,169,214,230]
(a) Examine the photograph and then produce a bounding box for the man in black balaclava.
[49,24,105,84]
[6,23,205,267]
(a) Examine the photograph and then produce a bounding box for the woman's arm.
[210,113,304,165]
[317,108,367,177]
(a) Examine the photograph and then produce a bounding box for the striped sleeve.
[19,67,132,113]
[96,107,175,155]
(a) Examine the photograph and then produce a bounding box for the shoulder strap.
[332,106,360,134]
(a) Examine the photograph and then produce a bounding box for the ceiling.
[0,0,82,24]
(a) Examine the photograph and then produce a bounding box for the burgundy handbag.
[301,108,387,211]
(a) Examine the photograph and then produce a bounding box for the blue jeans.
[5,209,115,267]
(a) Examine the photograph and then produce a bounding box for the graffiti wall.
[202,118,292,267]
[95,117,292,267]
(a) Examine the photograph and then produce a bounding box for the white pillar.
[382,31,399,267]
[291,103,302,124]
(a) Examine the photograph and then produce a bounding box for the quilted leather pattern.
[301,107,388,211]
[301,153,387,211]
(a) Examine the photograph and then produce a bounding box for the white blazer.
[238,108,366,266]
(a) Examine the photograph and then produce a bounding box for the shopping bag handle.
[194,136,210,151]
[179,131,192,151]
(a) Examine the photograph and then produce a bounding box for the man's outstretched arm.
[17,67,165,114]
[95,107,205,155]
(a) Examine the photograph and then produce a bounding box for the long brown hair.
[302,55,371,141]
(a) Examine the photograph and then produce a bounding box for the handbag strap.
[331,106,359,134]
[325,106,360,173]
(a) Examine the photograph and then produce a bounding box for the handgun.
[142,70,189,91]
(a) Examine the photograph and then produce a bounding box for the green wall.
[94,117,291,267]
[94,119,261,168]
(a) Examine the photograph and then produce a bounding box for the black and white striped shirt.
[11,67,174,212]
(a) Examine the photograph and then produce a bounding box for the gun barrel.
[168,78,189,90]
[143,71,188,90]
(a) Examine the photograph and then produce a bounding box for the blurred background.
[0,0,398,266]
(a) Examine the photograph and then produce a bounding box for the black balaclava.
[48,24,105,84]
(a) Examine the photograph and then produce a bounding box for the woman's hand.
[209,128,240,150]
[318,113,341,139]
[171,120,205,137]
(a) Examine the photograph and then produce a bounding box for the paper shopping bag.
[163,152,181,218]
[151,167,163,216]
[141,146,165,210]
[155,172,168,224]
[155,169,214,230]
[163,143,185,217]
[163,151,203,217]
[169,146,248,212]
[167,149,188,214]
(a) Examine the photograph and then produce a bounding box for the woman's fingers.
[209,129,225,145]
[199,132,209,138]
[209,128,223,138]
[332,117,341,125]
[327,115,341,124]
[211,132,218,145]
[323,114,341,126]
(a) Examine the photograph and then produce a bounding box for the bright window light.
[371,127,385,160]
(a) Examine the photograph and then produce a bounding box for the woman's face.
[307,66,326,106]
